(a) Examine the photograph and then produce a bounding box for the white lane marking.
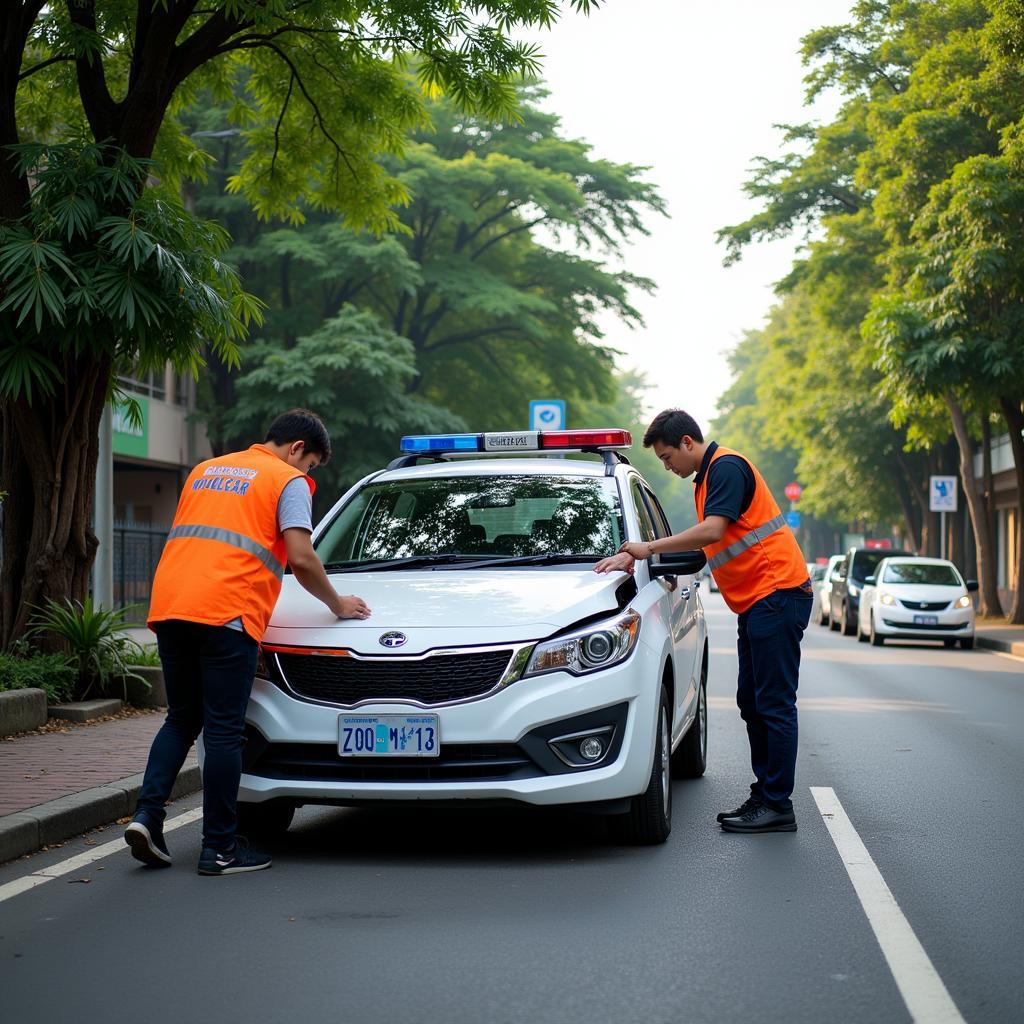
[0,807,203,906]
[811,787,967,1024]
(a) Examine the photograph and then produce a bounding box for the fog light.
[579,736,605,761]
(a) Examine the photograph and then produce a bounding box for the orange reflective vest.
[694,445,808,615]
[148,444,315,640]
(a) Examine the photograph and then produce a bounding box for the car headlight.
[955,595,972,609]
[848,584,860,598]
[523,611,641,678]
[880,593,895,606]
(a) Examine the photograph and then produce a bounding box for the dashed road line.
[0,807,203,905]
[811,787,967,1024]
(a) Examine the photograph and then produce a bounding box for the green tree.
[193,85,663,453]
[0,0,599,646]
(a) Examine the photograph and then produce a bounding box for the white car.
[816,554,844,626]
[234,429,709,845]
[856,556,977,648]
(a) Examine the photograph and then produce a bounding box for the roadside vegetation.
[714,0,1024,621]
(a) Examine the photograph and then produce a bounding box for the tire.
[856,615,868,642]
[610,686,672,845]
[829,605,840,631]
[869,613,884,646]
[819,602,830,627]
[960,636,975,650]
[236,799,295,838]
[672,660,707,779]
[841,603,856,636]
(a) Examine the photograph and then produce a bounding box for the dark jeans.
[136,620,258,851]
[735,584,813,813]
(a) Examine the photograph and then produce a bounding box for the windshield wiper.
[445,553,605,570]
[322,554,472,573]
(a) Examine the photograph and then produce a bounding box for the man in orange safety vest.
[596,409,811,833]
[125,409,370,875]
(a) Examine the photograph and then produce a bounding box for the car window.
[629,478,657,543]
[640,483,672,538]
[882,563,962,586]
[315,474,625,562]
[809,565,826,582]
[851,549,911,581]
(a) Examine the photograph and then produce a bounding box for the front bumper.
[875,606,974,640]
[236,640,663,808]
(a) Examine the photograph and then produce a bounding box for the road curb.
[0,763,201,865]
[977,635,1024,658]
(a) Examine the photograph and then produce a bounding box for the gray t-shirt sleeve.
[277,476,313,533]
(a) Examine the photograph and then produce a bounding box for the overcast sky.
[531,0,853,430]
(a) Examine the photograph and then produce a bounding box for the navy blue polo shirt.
[694,442,755,524]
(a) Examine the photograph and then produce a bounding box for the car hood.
[263,569,632,654]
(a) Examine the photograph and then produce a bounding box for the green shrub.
[27,597,148,701]
[129,645,162,667]
[0,651,76,704]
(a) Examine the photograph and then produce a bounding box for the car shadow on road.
[259,778,705,867]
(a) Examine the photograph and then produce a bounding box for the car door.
[634,479,699,739]
[831,555,850,621]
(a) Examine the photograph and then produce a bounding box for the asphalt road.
[2,592,1022,1024]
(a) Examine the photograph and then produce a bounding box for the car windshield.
[314,474,625,565]
[882,563,961,586]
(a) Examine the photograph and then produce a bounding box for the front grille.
[898,599,951,611]
[276,648,515,706]
[249,741,537,783]
[882,619,962,631]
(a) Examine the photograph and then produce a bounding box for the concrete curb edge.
[976,635,1024,658]
[0,763,201,866]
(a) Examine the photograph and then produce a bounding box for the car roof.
[375,457,619,483]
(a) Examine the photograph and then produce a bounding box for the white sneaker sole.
[124,822,172,866]
[197,860,272,876]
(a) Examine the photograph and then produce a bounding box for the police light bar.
[399,429,632,455]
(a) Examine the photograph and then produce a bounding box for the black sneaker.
[124,812,172,867]
[197,838,272,876]
[716,797,760,823]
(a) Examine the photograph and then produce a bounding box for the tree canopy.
[714,0,1024,619]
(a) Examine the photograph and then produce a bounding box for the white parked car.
[856,557,977,648]
[233,430,709,845]
[816,554,844,626]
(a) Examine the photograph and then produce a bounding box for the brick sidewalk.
[0,713,193,816]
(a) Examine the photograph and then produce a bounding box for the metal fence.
[113,523,168,612]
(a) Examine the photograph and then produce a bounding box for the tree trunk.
[0,353,111,648]
[999,396,1024,624]
[946,395,1003,617]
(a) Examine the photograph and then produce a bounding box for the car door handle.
[694,580,701,589]
[679,586,691,600]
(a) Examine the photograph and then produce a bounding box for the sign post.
[929,475,958,560]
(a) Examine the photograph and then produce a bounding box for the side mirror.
[966,580,979,593]
[649,549,707,578]
[865,575,876,585]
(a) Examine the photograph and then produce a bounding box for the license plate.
[913,614,939,626]
[339,715,440,757]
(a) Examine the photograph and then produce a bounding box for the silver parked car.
[816,555,844,627]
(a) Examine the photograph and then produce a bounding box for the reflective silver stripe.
[707,513,787,572]
[166,524,284,581]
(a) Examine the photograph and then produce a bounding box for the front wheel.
[819,602,831,627]
[857,616,869,643]
[841,603,857,636]
[610,686,672,845]
[870,613,884,646]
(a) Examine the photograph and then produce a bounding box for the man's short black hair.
[265,409,332,464]
[642,408,704,448]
